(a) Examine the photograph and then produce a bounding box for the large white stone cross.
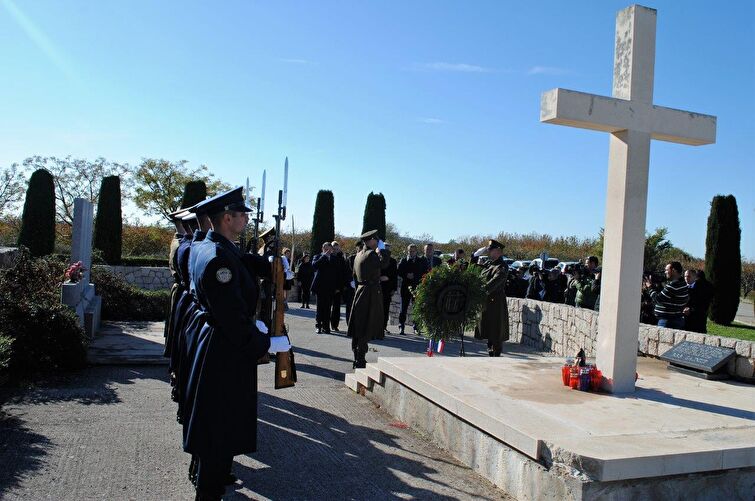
[540,5,716,393]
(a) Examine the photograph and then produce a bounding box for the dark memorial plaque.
[660,341,735,378]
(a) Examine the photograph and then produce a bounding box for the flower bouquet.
[64,261,87,283]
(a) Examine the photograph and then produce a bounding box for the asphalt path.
[0,306,511,501]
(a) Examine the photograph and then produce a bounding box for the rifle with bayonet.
[269,180,296,389]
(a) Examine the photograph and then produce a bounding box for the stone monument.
[61,198,102,338]
[540,5,717,393]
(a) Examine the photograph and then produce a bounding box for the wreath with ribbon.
[411,264,486,342]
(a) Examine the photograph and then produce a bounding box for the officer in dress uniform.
[471,239,510,357]
[164,209,186,347]
[347,230,391,368]
[166,206,198,400]
[181,187,271,501]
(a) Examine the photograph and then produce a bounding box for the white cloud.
[413,62,492,73]
[527,66,571,76]
[417,117,447,124]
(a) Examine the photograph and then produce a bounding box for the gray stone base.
[363,375,755,500]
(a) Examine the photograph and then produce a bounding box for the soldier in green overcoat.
[472,239,510,356]
[347,229,391,368]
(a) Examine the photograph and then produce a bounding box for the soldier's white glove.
[473,246,487,257]
[255,320,269,334]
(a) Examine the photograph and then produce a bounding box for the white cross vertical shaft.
[540,5,716,393]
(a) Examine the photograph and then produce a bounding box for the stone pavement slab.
[354,354,755,482]
[87,322,167,365]
[1,305,511,500]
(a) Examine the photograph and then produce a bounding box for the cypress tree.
[17,169,56,257]
[361,192,387,241]
[180,181,207,209]
[93,176,122,264]
[310,190,335,256]
[704,195,741,325]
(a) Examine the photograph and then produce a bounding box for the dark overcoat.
[348,248,390,349]
[164,233,183,346]
[310,252,339,295]
[183,231,270,457]
[166,235,193,362]
[474,256,510,350]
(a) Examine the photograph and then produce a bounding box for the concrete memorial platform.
[346,354,755,498]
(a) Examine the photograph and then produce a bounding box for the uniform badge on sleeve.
[216,267,232,283]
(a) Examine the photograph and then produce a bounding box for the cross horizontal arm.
[540,88,716,146]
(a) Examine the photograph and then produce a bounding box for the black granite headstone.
[660,340,735,374]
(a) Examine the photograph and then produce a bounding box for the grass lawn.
[706,320,755,341]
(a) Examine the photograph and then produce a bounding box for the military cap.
[259,228,276,240]
[194,187,253,216]
[486,239,504,251]
[360,229,378,241]
[168,208,190,221]
[181,212,198,221]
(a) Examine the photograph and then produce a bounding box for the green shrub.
[180,180,207,209]
[17,169,56,257]
[0,249,87,378]
[91,268,170,321]
[0,334,12,375]
[705,195,742,324]
[310,190,335,257]
[93,175,123,264]
[361,192,387,241]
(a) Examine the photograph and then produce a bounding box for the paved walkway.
[735,299,754,326]
[0,307,511,500]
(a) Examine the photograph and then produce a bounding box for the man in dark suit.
[181,187,271,500]
[345,240,364,328]
[380,243,398,333]
[421,243,442,275]
[396,244,425,335]
[684,269,713,333]
[329,241,351,332]
[311,242,338,334]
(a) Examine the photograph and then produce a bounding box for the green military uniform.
[347,230,390,368]
[473,240,510,356]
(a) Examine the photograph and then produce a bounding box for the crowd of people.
[295,245,714,337]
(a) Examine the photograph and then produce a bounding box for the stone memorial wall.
[386,290,754,381]
[97,265,173,290]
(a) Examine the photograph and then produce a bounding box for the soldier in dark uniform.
[472,240,510,357]
[347,230,390,368]
[181,187,271,500]
[164,209,187,354]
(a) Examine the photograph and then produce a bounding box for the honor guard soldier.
[347,230,391,368]
[471,239,510,357]
[181,187,271,500]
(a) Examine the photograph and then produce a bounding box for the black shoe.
[301,304,306,308]
[316,327,322,334]
[323,328,331,334]
[399,324,405,335]
[332,327,340,333]
[355,359,367,369]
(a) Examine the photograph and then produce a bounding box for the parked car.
[531,258,560,270]
[510,260,531,270]
[557,261,579,273]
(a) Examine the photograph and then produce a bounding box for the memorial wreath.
[411,264,486,342]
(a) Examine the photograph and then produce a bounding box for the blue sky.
[1,0,753,259]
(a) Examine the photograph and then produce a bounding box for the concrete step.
[365,364,383,385]
[344,373,358,392]
[354,369,372,389]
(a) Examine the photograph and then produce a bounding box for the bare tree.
[0,163,28,217]
[21,156,132,225]
[133,158,230,221]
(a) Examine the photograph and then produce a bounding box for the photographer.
[525,264,546,300]
[644,261,689,329]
